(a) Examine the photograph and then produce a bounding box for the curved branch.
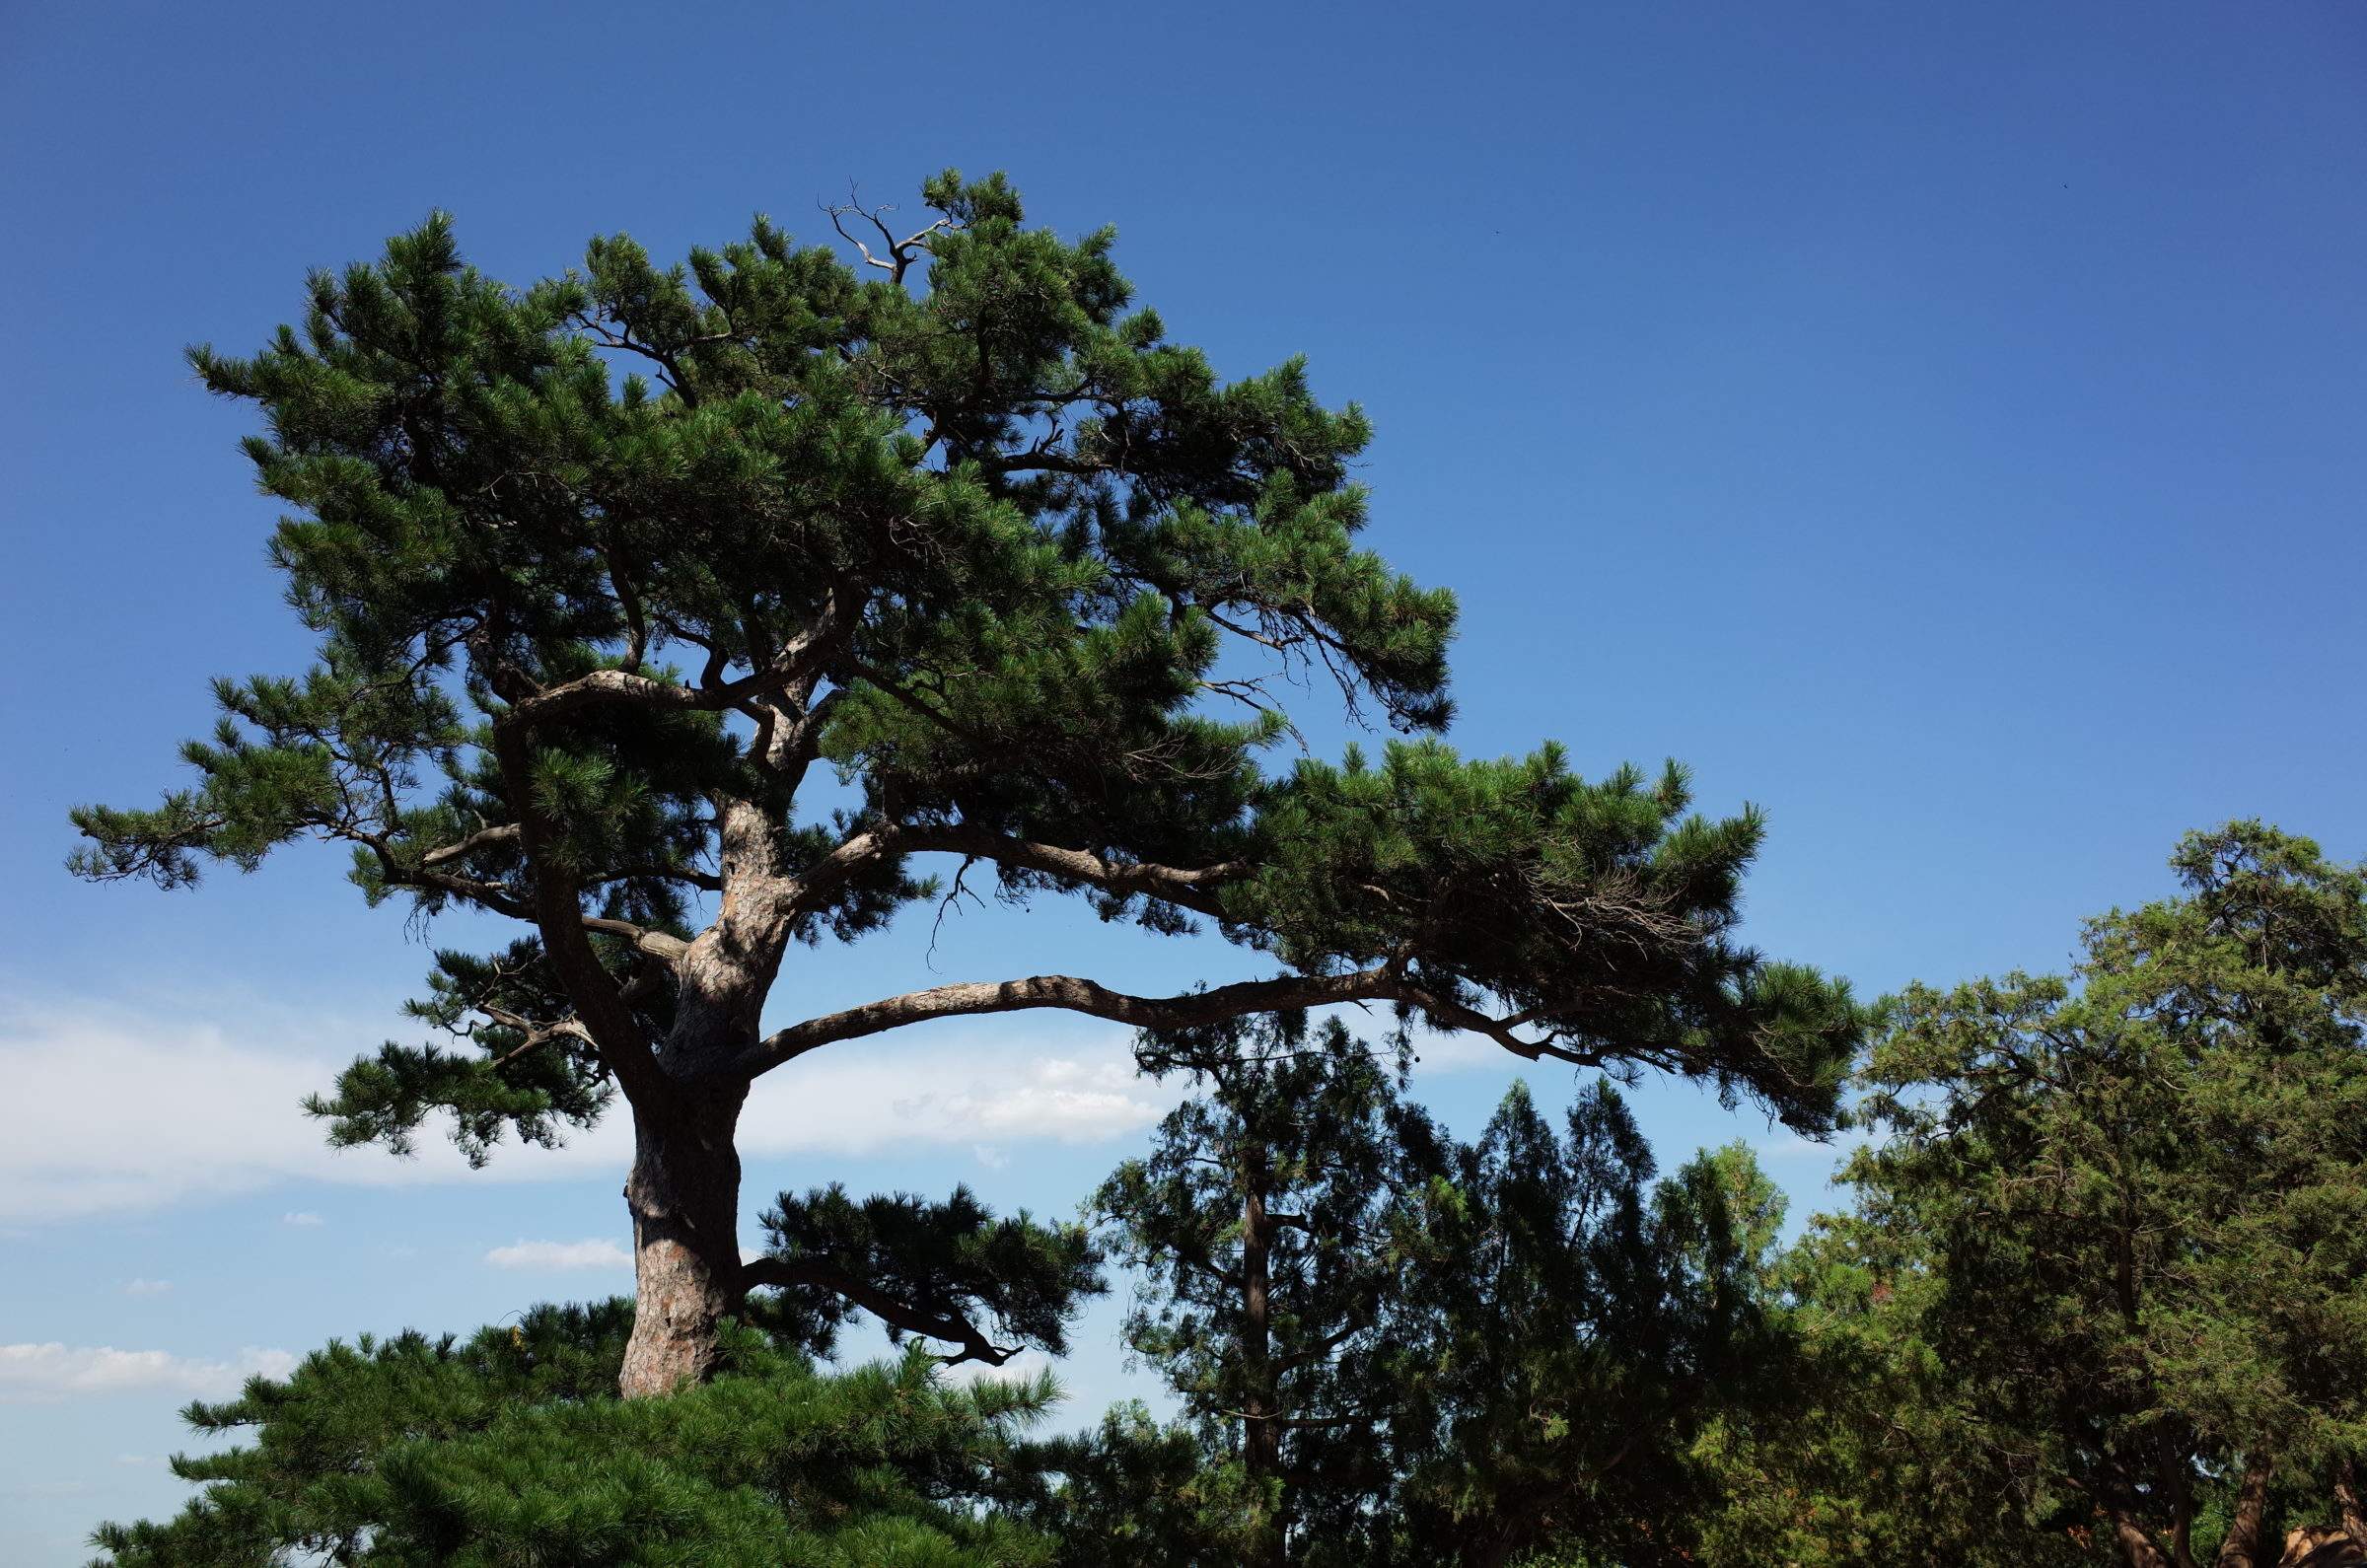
[740,1254,1017,1367]
[501,587,852,733]
[734,966,1407,1080]
[579,917,690,962]
[898,823,1247,920]
[420,821,522,867]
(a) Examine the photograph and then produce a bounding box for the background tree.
[1095,1014,1446,1566]
[72,170,1867,1396]
[1684,1207,2097,1566]
[1849,822,2367,1568]
[1390,1088,1788,1567]
[89,1304,1062,1568]
[1012,1402,1262,1568]
[1097,1018,1823,1568]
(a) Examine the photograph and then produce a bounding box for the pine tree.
[88,1303,1062,1567]
[1096,1021,1804,1568]
[1390,1087,1788,1567]
[1851,822,2367,1568]
[1095,1015,1446,1566]
[72,171,1867,1395]
[1683,1208,2095,1566]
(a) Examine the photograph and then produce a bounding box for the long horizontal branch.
[503,665,767,726]
[732,956,1613,1084]
[420,821,521,867]
[733,966,1406,1080]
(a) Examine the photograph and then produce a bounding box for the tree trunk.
[617,1085,750,1398]
[1240,1148,1286,1568]
[2338,1457,2367,1549]
[2217,1456,2275,1568]
[2120,1517,2174,1568]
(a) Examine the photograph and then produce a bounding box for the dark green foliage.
[749,1184,1104,1366]
[1011,1403,1261,1567]
[1390,1090,1789,1567]
[1236,749,1865,1131]
[1097,1014,1446,1562]
[88,1305,1059,1568]
[1684,1212,2096,1565]
[1656,822,2367,1567]
[1097,1013,1811,1567]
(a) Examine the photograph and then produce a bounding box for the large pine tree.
[74,171,1866,1395]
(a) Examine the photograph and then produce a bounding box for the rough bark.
[2217,1456,2275,1568]
[2280,1525,2367,1567]
[2121,1517,2174,1568]
[2339,1458,2367,1549]
[617,1086,750,1399]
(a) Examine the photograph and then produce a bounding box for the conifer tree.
[1097,1022,1805,1568]
[1391,1087,1788,1567]
[1851,823,2367,1568]
[1095,1015,1446,1566]
[88,1303,1062,1567]
[73,171,1867,1395]
[1684,1206,2092,1566]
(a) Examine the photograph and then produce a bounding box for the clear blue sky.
[4,2,2363,1559]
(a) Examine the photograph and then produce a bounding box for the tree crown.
[73,171,1866,1167]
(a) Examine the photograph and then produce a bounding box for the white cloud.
[0,994,1178,1223]
[0,997,478,1221]
[1,1478,92,1498]
[121,1279,171,1296]
[0,1343,296,1404]
[849,1052,1166,1149]
[484,1238,631,1271]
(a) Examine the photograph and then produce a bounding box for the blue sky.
[4,1,2364,1559]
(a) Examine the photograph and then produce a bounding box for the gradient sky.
[4,2,2364,1560]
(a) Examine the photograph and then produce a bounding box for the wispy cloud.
[1,1477,93,1498]
[0,1343,295,1403]
[878,1053,1165,1146]
[484,1238,631,1271]
[121,1279,171,1296]
[0,995,1176,1223]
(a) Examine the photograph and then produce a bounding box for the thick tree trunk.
[2217,1456,2275,1568]
[1240,1150,1286,1568]
[617,1085,750,1399]
[2338,1458,2367,1549]
[2120,1516,2174,1568]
